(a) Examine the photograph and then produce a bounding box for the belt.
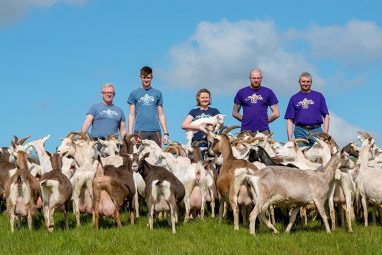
[297,124,321,130]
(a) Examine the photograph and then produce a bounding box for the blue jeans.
[294,125,322,147]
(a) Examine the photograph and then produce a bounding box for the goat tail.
[244,174,258,202]
[96,155,104,177]
[152,180,171,200]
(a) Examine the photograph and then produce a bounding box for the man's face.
[299,76,312,92]
[102,88,115,104]
[249,71,262,89]
[140,74,153,88]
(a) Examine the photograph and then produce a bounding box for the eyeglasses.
[102,92,115,95]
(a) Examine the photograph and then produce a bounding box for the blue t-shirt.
[188,107,220,142]
[127,87,163,132]
[284,90,329,126]
[87,103,126,139]
[234,86,278,132]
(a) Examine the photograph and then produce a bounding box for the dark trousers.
[135,131,162,147]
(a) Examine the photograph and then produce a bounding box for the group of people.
[81,66,330,150]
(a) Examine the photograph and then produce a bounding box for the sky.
[1,0,382,152]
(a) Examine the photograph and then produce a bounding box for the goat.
[93,154,136,229]
[247,148,349,235]
[136,152,185,234]
[40,153,73,232]
[56,131,97,226]
[185,114,225,148]
[4,150,40,232]
[354,133,382,226]
[208,132,258,231]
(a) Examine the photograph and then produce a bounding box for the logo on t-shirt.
[100,109,119,118]
[245,93,263,104]
[138,94,155,105]
[195,113,213,120]
[297,98,314,109]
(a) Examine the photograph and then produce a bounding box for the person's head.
[195,88,212,108]
[101,83,115,105]
[249,68,263,89]
[140,66,153,88]
[299,72,312,93]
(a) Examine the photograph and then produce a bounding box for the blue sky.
[1,0,381,151]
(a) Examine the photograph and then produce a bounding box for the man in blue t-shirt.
[284,72,330,147]
[127,66,169,146]
[232,68,280,135]
[82,83,126,140]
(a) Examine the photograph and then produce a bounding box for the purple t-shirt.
[234,86,278,131]
[284,90,329,126]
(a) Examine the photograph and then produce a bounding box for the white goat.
[185,114,225,148]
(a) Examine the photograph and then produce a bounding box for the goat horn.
[221,125,241,135]
[357,131,372,139]
[216,125,227,135]
[13,135,19,145]
[191,140,206,148]
[164,146,179,156]
[106,134,119,141]
[18,135,31,145]
[307,132,323,140]
[124,134,141,144]
[293,138,310,144]
[236,130,252,139]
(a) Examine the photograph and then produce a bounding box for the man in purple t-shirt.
[284,72,330,147]
[232,68,279,135]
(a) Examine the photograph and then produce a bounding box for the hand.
[163,134,169,145]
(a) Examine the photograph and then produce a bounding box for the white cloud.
[0,0,87,26]
[329,111,361,147]
[162,19,323,96]
[163,19,382,96]
[304,20,382,67]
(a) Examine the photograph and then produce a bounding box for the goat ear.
[42,134,51,144]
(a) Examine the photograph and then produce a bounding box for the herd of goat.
[1,124,381,235]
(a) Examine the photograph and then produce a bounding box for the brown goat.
[39,153,73,232]
[4,151,40,232]
[93,154,136,229]
[208,133,258,231]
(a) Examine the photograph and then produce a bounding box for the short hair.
[195,88,211,106]
[299,72,312,81]
[101,83,115,93]
[140,66,153,77]
[249,68,263,78]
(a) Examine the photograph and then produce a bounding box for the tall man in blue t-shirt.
[284,72,330,147]
[81,83,126,140]
[127,66,169,146]
[232,68,280,135]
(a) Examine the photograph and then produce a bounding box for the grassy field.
[0,211,381,255]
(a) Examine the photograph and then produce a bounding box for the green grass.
[0,211,381,255]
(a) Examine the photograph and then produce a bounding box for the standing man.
[284,72,330,147]
[127,66,169,146]
[82,83,126,140]
[232,68,279,135]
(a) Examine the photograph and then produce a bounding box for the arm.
[81,114,94,133]
[119,121,127,138]
[268,104,280,123]
[232,103,242,122]
[287,119,294,142]
[323,114,330,134]
[128,104,135,135]
[181,115,201,131]
[157,105,169,144]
